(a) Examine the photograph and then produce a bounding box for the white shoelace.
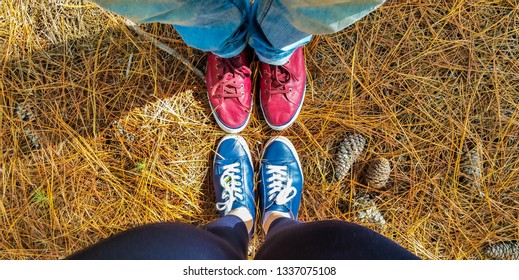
[216,162,243,214]
[265,164,297,205]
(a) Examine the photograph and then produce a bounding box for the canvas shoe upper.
[259,47,306,131]
[259,136,303,220]
[213,135,256,220]
[207,51,252,133]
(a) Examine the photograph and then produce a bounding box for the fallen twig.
[125,19,205,81]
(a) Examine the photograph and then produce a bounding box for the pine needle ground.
[0,0,518,259]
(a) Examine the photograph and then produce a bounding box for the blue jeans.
[67,217,419,259]
[92,0,385,64]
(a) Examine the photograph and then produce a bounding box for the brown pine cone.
[483,241,519,260]
[354,194,386,228]
[15,103,41,149]
[460,146,482,192]
[335,133,366,180]
[15,103,36,122]
[365,158,391,188]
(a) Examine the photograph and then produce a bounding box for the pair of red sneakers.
[206,47,306,133]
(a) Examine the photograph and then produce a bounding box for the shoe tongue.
[239,66,252,76]
[225,57,250,76]
[229,56,242,68]
[273,67,290,86]
[278,66,289,78]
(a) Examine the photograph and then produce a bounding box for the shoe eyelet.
[264,70,268,74]
[289,88,293,92]
[215,65,219,69]
[217,74,221,79]
[241,92,244,96]
[241,84,244,88]
[287,60,290,64]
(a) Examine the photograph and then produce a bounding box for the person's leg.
[255,218,419,260]
[212,134,256,234]
[68,135,256,260]
[92,0,250,57]
[258,136,303,232]
[249,0,386,63]
[255,136,417,259]
[66,216,249,260]
[91,0,253,133]
[250,0,386,131]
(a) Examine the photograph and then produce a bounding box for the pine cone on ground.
[354,194,386,229]
[334,133,366,180]
[460,145,483,196]
[15,103,35,122]
[365,158,391,188]
[15,103,41,149]
[483,241,519,260]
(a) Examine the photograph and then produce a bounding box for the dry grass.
[1,0,518,260]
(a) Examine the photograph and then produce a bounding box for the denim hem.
[254,35,310,65]
[212,41,248,58]
[255,50,291,65]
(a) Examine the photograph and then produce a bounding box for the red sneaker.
[259,47,306,130]
[206,51,252,133]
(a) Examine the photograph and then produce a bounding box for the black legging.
[67,216,419,260]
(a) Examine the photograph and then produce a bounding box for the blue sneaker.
[259,136,303,221]
[213,135,256,220]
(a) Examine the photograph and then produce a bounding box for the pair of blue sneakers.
[213,135,303,234]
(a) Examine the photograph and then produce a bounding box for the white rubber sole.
[207,90,252,134]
